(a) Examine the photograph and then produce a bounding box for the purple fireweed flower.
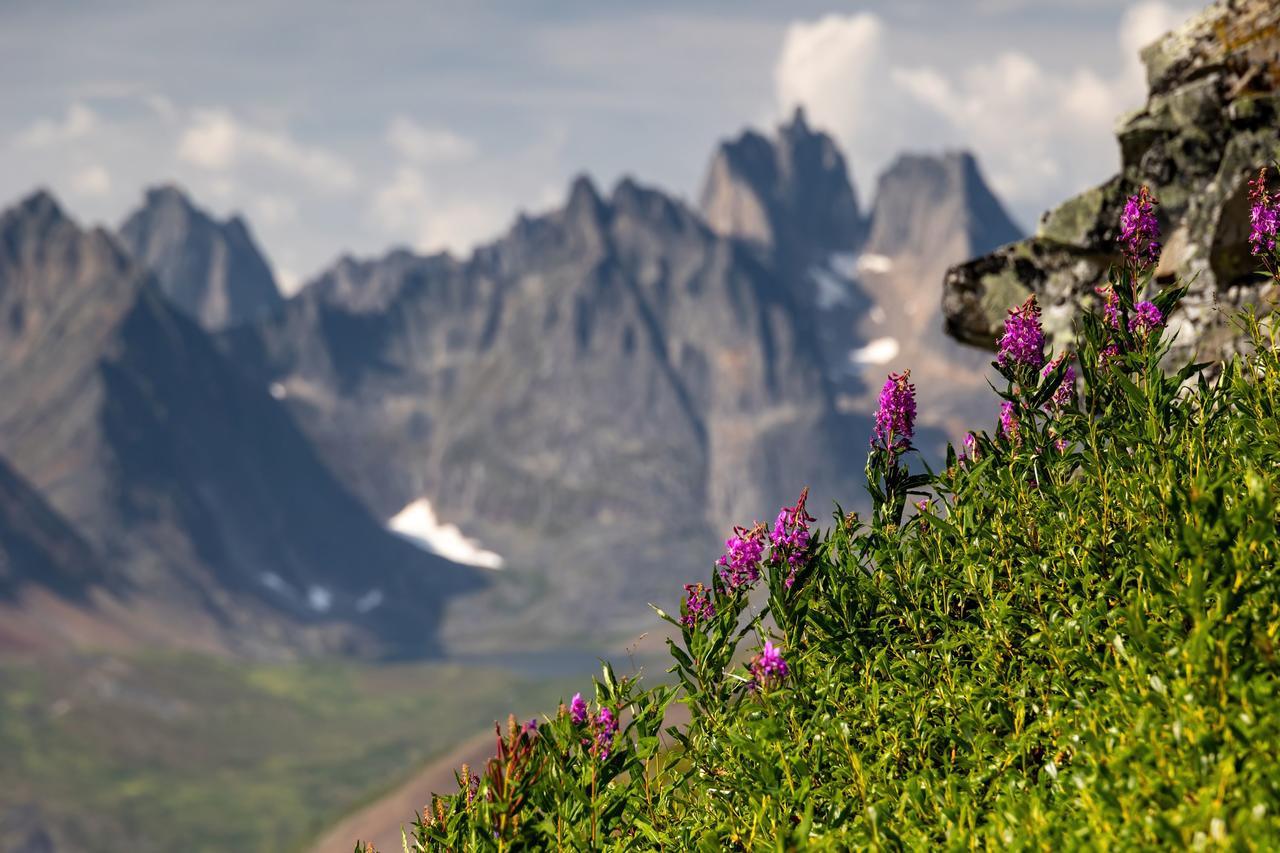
[1120,186,1161,267]
[770,488,816,588]
[1041,354,1076,410]
[569,692,588,725]
[749,639,789,691]
[914,499,932,531]
[872,370,916,456]
[1252,205,1279,254]
[461,765,479,806]
[960,432,979,465]
[1249,168,1279,255]
[1098,342,1121,366]
[1096,284,1122,330]
[523,718,539,735]
[717,524,765,590]
[999,400,1020,444]
[681,582,714,628]
[591,707,619,759]
[997,296,1046,370]
[1128,300,1164,337]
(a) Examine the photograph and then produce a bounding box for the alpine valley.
[0,112,1024,851]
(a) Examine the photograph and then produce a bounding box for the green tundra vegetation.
[0,653,575,852]
[367,188,1280,850]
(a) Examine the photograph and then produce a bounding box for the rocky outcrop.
[943,0,1280,362]
[0,191,481,657]
[119,185,283,330]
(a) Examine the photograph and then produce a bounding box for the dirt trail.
[311,698,692,852]
[309,729,495,853]
[311,631,682,852]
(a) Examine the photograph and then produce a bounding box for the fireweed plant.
[358,185,1280,851]
[1250,166,1280,281]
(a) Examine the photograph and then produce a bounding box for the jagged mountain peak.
[699,113,863,260]
[610,176,705,235]
[780,105,811,136]
[9,188,65,223]
[565,173,605,219]
[141,182,196,208]
[1,189,96,254]
[118,183,283,330]
[864,149,1022,261]
[0,201,481,655]
[302,247,456,314]
[0,190,140,333]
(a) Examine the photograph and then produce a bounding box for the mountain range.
[0,112,1024,655]
[0,192,481,658]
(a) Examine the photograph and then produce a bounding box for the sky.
[0,0,1198,292]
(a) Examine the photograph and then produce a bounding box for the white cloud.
[370,165,511,255]
[249,193,297,227]
[275,267,301,295]
[774,14,901,182]
[386,116,477,164]
[774,3,1197,218]
[1119,2,1197,87]
[14,103,98,149]
[371,165,430,233]
[177,109,358,193]
[68,164,111,197]
[144,94,177,120]
[418,198,512,255]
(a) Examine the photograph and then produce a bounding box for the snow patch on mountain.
[848,337,900,366]
[355,588,384,613]
[856,253,894,274]
[811,266,851,310]
[388,498,505,570]
[307,585,332,612]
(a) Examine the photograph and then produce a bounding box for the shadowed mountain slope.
[0,191,481,657]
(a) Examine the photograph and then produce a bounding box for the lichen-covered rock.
[943,0,1280,363]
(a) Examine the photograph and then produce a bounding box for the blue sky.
[0,1,1196,290]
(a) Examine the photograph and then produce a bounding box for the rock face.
[0,454,109,602]
[700,109,865,263]
[864,152,1022,262]
[0,454,134,654]
[943,0,1280,362]
[226,175,866,638]
[118,185,283,330]
[0,191,480,657]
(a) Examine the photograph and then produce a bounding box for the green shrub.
[360,190,1280,851]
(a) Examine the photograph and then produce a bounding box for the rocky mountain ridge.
[217,120,1023,642]
[118,185,283,330]
[863,151,1022,263]
[700,108,866,265]
[224,173,863,638]
[696,119,1023,442]
[0,113,1028,654]
[0,191,482,658]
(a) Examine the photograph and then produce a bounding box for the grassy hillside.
[0,653,576,852]
[374,189,1280,850]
